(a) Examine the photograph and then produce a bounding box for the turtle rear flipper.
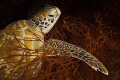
[45,39,108,75]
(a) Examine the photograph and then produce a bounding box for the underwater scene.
[0,0,120,80]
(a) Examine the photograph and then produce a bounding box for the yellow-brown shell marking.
[0,6,61,79]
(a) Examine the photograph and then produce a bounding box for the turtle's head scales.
[31,5,61,34]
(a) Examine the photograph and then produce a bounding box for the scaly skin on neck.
[0,6,61,79]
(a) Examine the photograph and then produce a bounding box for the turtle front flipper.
[45,39,108,75]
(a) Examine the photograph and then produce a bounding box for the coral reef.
[0,0,120,80]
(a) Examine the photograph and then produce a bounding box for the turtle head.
[31,5,61,34]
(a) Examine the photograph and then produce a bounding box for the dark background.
[0,0,120,80]
[0,0,120,29]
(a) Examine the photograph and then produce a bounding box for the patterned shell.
[0,5,108,80]
[0,6,61,79]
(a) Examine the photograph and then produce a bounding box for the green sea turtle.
[0,5,108,79]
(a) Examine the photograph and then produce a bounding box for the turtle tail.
[45,39,108,75]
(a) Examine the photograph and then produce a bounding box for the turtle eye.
[48,15,54,17]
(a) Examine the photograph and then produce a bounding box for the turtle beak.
[56,7,61,16]
[43,7,61,34]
